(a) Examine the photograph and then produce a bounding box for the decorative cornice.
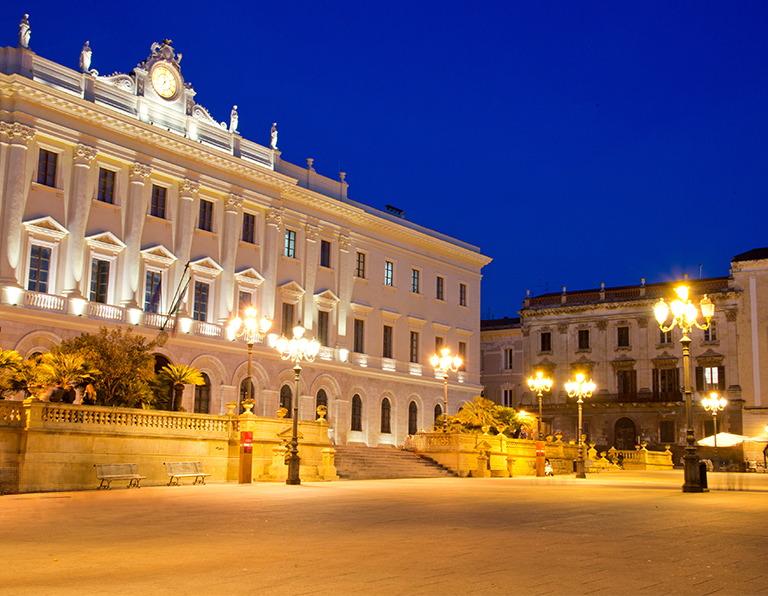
[129,162,152,180]
[0,121,36,144]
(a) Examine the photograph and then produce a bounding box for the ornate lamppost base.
[682,451,707,493]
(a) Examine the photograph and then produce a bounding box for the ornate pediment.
[350,301,374,317]
[235,268,265,288]
[571,355,595,376]
[432,322,451,334]
[379,308,401,322]
[140,244,177,266]
[652,351,678,369]
[611,356,636,371]
[278,281,305,302]
[85,231,126,255]
[23,216,68,242]
[695,348,724,366]
[189,257,223,278]
[314,289,340,309]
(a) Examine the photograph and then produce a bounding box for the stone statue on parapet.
[270,123,278,149]
[79,41,92,73]
[229,106,239,133]
[18,14,30,49]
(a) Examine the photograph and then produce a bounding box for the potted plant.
[316,404,328,421]
[277,406,288,418]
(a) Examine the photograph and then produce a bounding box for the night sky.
[5,1,766,319]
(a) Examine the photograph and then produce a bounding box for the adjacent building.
[0,19,491,447]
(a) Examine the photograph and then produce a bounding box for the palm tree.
[37,353,99,389]
[158,364,204,411]
[0,349,22,399]
[454,396,500,432]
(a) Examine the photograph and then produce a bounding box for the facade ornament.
[636,315,649,329]
[129,163,152,180]
[229,106,238,133]
[338,234,351,250]
[270,123,278,150]
[79,42,92,73]
[596,320,608,331]
[725,308,738,322]
[74,143,98,164]
[557,322,569,334]
[179,179,200,196]
[266,207,284,227]
[18,14,30,49]
[225,193,243,212]
[0,122,36,144]
[521,326,530,337]
[305,224,319,241]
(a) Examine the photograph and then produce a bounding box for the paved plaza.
[2,471,768,596]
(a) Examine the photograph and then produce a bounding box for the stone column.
[0,122,36,287]
[302,223,320,331]
[172,179,199,313]
[260,207,283,321]
[63,143,98,298]
[336,233,352,342]
[120,163,152,307]
[218,193,242,323]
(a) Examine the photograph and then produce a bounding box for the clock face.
[151,64,178,99]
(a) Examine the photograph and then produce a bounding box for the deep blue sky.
[6,1,767,319]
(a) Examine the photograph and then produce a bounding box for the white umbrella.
[746,434,768,442]
[697,432,749,448]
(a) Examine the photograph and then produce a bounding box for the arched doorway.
[614,417,637,450]
[280,385,292,417]
[351,394,362,431]
[434,404,442,424]
[381,398,391,434]
[408,401,418,435]
[316,389,328,420]
[194,373,211,413]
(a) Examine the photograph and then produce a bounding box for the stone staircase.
[333,445,456,480]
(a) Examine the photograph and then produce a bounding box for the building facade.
[482,251,768,453]
[0,22,491,447]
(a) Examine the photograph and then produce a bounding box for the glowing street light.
[430,347,462,432]
[655,284,714,493]
[527,371,553,441]
[565,373,595,479]
[702,392,727,451]
[275,322,320,485]
[229,307,272,408]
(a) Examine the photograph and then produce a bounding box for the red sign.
[241,431,253,453]
[536,441,545,457]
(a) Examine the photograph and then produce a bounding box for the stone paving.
[2,470,768,596]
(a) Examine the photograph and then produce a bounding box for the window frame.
[436,276,444,301]
[411,268,420,294]
[198,198,214,232]
[459,283,467,307]
[320,240,332,269]
[617,326,630,348]
[578,329,590,351]
[410,331,419,363]
[150,185,167,219]
[540,331,552,353]
[97,167,116,204]
[351,394,363,432]
[36,148,58,188]
[284,229,297,258]
[192,280,210,322]
[355,251,366,278]
[382,324,393,359]
[317,310,330,347]
[242,212,256,244]
[384,261,394,287]
[353,318,365,354]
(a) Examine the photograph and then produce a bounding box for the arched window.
[614,417,636,450]
[434,404,442,424]
[408,401,418,435]
[153,354,172,410]
[240,378,254,402]
[351,394,363,431]
[280,385,292,418]
[194,373,211,413]
[381,397,391,434]
[316,389,328,420]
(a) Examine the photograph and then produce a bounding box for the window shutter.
[718,366,726,391]
[695,367,704,391]
[652,369,659,395]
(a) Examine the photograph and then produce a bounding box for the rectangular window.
[27,245,51,292]
[144,270,162,313]
[660,328,672,344]
[411,269,420,293]
[281,303,294,336]
[436,276,444,300]
[696,365,725,391]
[89,259,110,303]
[242,213,255,244]
[285,230,296,258]
[502,389,514,408]
[410,331,419,363]
[704,321,717,342]
[704,366,719,390]
[578,329,590,350]
[238,291,252,315]
[540,332,551,352]
[617,326,630,348]
[97,168,115,204]
[384,261,394,286]
[504,348,513,370]
[317,311,329,346]
[459,283,467,307]
[150,185,166,219]
[320,240,332,268]
[354,319,365,353]
[660,420,675,444]
[382,325,393,359]
[198,199,213,231]
[617,369,637,399]
[654,368,680,397]
[458,341,466,371]
[435,336,444,353]
[37,149,57,187]
[193,281,209,322]
[355,251,365,277]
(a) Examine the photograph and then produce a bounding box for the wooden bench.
[94,463,145,490]
[164,461,210,486]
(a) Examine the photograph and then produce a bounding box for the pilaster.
[218,193,242,322]
[63,143,98,297]
[302,223,320,331]
[120,162,152,307]
[261,206,283,321]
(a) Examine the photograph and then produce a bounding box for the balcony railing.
[565,392,683,404]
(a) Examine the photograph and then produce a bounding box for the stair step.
[333,445,456,480]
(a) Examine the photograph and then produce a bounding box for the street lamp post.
[702,391,727,460]
[527,371,553,441]
[275,322,320,485]
[229,307,272,407]
[654,285,715,493]
[565,373,595,479]
[430,347,462,432]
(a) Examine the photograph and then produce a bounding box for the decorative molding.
[596,320,608,331]
[314,289,340,309]
[611,357,636,371]
[85,231,126,255]
[521,326,530,337]
[636,315,649,329]
[557,323,568,334]
[350,302,374,317]
[278,281,305,302]
[266,207,284,227]
[695,348,724,366]
[432,322,451,334]
[0,121,36,144]
[234,267,265,289]
[179,179,200,196]
[406,315,427,329]
[455,327,474,339]
[305,224,319,241]
[73,143,98,164]
[189,257,224,278]
[129,162,152,180]
[22,216,68,242]
[140,244,176,266]
[725,308,738,322]
[379,308,402,322]
[570,355,595,376]
[338,234,351,250]
[652,351,678,369]
[225,193,243,213]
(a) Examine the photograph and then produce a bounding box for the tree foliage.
[0,349,22,399]
[158,364,205,411]
[442,396,532,436]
